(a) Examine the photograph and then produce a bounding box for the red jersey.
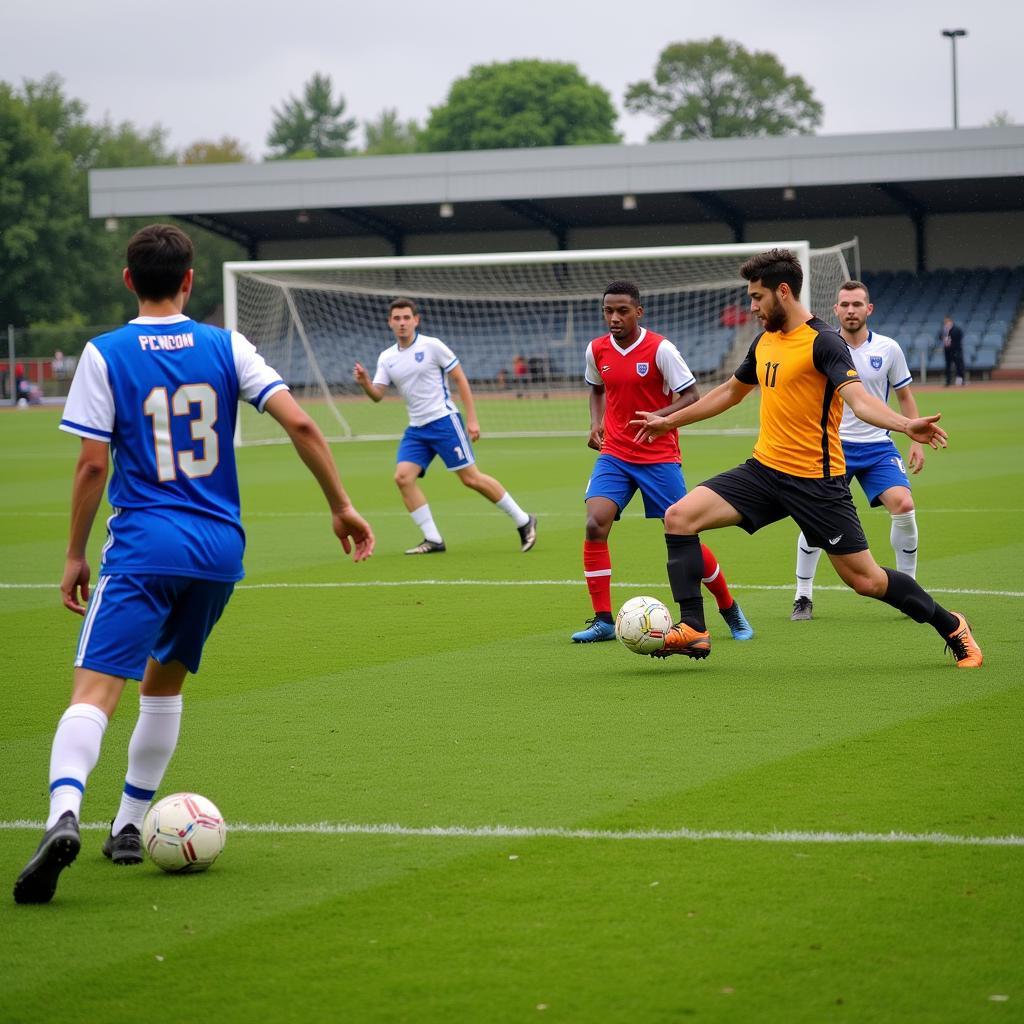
[585,327,695,464]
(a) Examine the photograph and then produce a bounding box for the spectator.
[513,354,528,397]
[939,315,965,387]
[719,302,751,328]
[53,350,66,379]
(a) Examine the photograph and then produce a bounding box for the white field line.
[2,580,1022,598]
[1,819,1022,847]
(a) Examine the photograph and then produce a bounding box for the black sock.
[665,533,706,631]
[877,568,958,635]
[596,611,613,624]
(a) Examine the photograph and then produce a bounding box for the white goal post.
[224,239,857,445]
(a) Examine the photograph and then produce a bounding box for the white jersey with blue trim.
[839,332,913,444]
[372,333,459,427]
[60,314,286,581]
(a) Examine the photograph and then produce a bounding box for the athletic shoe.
[102,823,143,866]
[405,539,446,555]
[650,622,711,660]
[571,617,616,643]
[945,612,983,668]
[720,602,754,640]
[13,811,81,905]
[791,597,814,621]
[517,514,538,552]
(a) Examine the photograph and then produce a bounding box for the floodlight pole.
[941,29,967,129]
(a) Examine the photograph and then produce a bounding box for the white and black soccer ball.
[143,792,226,873]
[615,596,673,655]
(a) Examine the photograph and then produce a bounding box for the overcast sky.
[4,0,1020,159]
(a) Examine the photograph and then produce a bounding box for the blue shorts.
[585,454,687,519]
[75,574,235,681]
[397,413,475,476]
[843,440,911,507]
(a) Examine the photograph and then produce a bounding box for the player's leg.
[857,442,918,579]
[572,455,631,642]
[878,486,918,578]
[106,579,237,858]
[395,427,445,552]
[792,531,821,619]
[640,462,752,640]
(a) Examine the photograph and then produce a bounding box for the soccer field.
[1,390,1021,1023]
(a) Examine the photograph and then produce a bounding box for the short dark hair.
[603,281,641,305]
[739,248,803,299]
[126,224,193,301]
[389,297,419,316]
[838,279,871,302]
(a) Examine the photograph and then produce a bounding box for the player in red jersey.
[571,281,753,643]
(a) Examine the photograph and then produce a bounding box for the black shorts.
[701,459,868,555]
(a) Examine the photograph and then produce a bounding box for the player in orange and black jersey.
[631,248,982,668]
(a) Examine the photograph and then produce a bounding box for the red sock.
[700,544,734,611]
[583,540,612,615]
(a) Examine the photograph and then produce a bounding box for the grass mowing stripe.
[2,819,1022,846]
[3,580,1023,597]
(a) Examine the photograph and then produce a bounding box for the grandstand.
[861,265,1024,379]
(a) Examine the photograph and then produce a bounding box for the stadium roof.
[89,126,1024,259]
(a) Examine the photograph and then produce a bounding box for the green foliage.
[180,137,251,165]
[266,72,357,158]
[362,108,422,156]
[626,37,823,141]
[422,60,620,152]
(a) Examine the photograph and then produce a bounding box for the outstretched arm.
[894,385,925,472]
[841,381,946,449]
[448,365,480,441]
[265,391,375,561]
[61,438,109,615]
[631,376,755,442]
[353,362,386,402]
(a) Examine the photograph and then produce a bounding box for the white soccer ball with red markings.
[143,792,226,873]
[615,595,673,655]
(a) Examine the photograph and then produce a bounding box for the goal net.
[224,240,857,445]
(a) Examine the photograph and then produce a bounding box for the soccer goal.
[224,239,858,445]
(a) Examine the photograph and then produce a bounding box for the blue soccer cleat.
[721,602,754,640]
[571,617,616,643]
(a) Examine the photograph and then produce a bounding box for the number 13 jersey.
[60,314,286,581]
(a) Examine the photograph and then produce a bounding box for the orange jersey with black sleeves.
[733,317,860,478]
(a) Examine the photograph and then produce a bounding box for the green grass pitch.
[1,389,1021,1023]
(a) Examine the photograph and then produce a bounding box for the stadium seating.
[860,266,1024,378]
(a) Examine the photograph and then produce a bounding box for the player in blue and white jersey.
[14,225,374,905]
[790,280,923,620]
[354,297,536,554]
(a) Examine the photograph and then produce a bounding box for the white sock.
[794,532,822,600]
[495,492,530,527]
[112,694,183,834]
[47,703,109,828]
[411,504,443,544]
[890,511,919,578]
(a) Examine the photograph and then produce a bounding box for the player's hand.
[61,556,91,615]
[905,414,947,449]
[587,426,604,451]
[630,411,670,444]
[467,420,481,442]
[332,508,375,562]
[353,362,369,384]
[908,441,925,473]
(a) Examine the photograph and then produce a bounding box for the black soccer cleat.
[13,811,81,905]
[102,822,143,866]
[405,538,446,555]
[518,514,538,552]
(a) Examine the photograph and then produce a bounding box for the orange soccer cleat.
[945,612,983,668]
[651,622,711,660]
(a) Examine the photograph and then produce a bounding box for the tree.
[363,108,421,156]
[266,73,357,159]
[181,137,251,164]
[421,60,620,152]
[986,111,1016,127]
[625,37,823,141]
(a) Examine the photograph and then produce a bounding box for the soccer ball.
[615,596,673,655]
[143,792,226,873]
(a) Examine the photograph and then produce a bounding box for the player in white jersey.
[354,298,537,554]
[14,225,374,905]
[790,280,923,620]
